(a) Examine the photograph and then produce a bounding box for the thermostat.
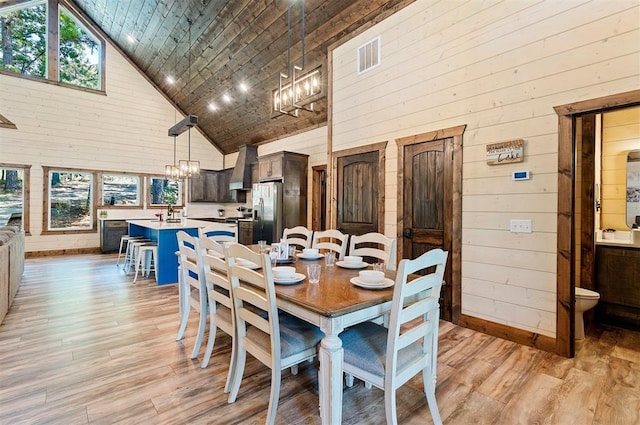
[512,171,530,181]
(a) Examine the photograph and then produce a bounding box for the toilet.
[575,287,600,339]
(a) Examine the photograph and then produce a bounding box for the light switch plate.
[510,219,532,233]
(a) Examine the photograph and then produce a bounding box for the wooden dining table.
[269,252,397,425]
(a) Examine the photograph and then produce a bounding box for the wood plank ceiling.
[70,0,415,155]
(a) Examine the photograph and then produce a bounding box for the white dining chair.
[199,237,236,390]
[340,248,449,425]
[281,226,313,250]
[225,243,324,425]
[199,224,238,243]
[348,232,397,270]
[175,231,208,360]
[311,229,349,260]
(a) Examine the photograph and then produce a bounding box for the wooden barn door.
[398,126,464,323]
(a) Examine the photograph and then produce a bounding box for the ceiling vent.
[357,36,381,74]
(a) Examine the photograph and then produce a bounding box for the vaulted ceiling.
[70,0,415,155]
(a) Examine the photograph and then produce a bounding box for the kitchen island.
[127,219,213,285]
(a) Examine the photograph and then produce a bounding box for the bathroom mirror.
[627,150,640,228]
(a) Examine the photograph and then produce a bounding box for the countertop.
[127,218,215,230]
[596,230,640,248]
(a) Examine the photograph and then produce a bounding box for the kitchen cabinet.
[189,169,246,203]
[238,220,253,245]
[595,245,640,329]
[100,220,128,253]
[258,154,284,181]
[217,168,246,203]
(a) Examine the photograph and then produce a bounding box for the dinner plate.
[336,260,368,269]
[296,253,325,260]
[273,272,306,285]
[236,259,260,270]
[350,277,394,289]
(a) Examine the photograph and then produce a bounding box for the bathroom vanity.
[595,240,640,329]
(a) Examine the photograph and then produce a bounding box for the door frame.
[554,89,640,357]
[311,165,327,231]
[396,124,465,324]
[330,141,387,230]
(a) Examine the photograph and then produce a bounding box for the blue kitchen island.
[127,219,210,285]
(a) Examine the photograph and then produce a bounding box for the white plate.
[336,260,368,269]
[236,259,260,270]
[296,253,325,260]
[350,277,394,289]
[273,272,306,285]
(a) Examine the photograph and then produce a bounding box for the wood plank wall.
[326,0,640,339]
[0,43,223,252]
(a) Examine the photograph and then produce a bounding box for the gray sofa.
[0,226,24,324]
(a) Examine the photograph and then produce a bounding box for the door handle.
[403,228,413,238]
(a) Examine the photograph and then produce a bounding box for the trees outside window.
[0,1,104,90]
[149,178,182,207]
[102,174,140,206]
[0,167,25,228]
[47,170,94,231]
[0,2,47,78]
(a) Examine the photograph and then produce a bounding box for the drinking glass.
[288,245,296,258]
[258,240,267,252]
[373,262,385,272]
[307,264,321,284]
[324,251,336,268]
[269,246,279,267]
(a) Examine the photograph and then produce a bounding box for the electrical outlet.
[510,219,532,233]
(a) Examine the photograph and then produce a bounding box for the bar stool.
[133,243,157,283]
[117,235,146,269]
[125,239,151,274]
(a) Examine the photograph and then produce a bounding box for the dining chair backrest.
[225,242,323,425]
[176,231,208,359]
[387,248,448,388]
[199,224,238,243]
[340,248,448,425]
[311,229,349,260]
[200,235,225,258]
[348,232,397,270]
[282,226,313,250]
[199,236,236,378]
[225,243,279,367]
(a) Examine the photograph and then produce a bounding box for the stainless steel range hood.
[229,144,258,190]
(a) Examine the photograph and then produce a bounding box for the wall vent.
[357,36,381,74]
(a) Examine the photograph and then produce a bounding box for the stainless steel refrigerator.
[252,182,283,244]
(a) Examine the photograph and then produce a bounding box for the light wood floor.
[1,254,639,424]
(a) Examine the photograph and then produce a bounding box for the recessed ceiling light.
[166,76,175,84]
[239,82,249,92]
[208,103,217,111]
[223,94,232,103]
[126,34,136,43]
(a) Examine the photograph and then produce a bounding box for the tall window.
[0,1,47,78]
[0,1,104,91]
[59,6,101,90]
[47,169,94,231]
[0,166,28,231]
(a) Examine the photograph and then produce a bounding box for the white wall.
[330,0,640,337]
[0,43,223,252]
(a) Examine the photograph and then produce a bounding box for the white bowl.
[359,270,385,283]
[272,266,296,279]
[303,248,319,257]
[344,255,363,264]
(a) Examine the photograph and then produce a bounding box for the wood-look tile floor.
[1,254,639,424]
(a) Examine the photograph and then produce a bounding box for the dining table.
[264,250,397,425]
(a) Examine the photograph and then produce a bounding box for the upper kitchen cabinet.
[189,169,218,202]
[258,152,308,185]
[189,169,246,203]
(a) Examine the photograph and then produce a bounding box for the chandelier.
[273,0,321,117]
[165,18,199,179]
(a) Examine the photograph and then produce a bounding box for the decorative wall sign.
[486,139,524,165]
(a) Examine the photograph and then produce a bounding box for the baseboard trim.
[459,314,557,354]
[26,247,102,258]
